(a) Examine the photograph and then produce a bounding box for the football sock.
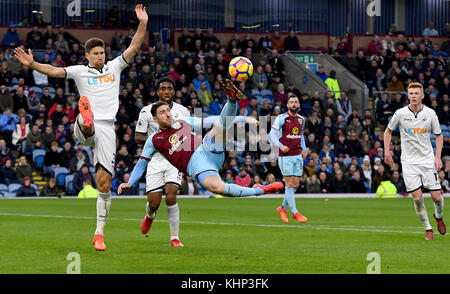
[167,203,180,241]
[95,192,111,236]
[224,184,264,197]
[146,202,158,219]
[433,196,444,219]
[285,187,298,215]
[414,198,432,231]
[218,99,237,130]
[282,197,288,210]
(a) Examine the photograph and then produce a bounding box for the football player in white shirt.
[14,4,149,251]
[135,76,190,247]
[384,82,446,240]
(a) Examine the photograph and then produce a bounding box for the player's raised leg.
[208,79,242,146]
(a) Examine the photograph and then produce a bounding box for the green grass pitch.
[0,197,448,274]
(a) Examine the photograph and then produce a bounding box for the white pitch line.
[0,212,426,235]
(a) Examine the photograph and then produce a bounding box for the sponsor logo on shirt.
[286,134,301,139]
[87,74,116,85]
[169,134,179,144]
[404,127,428,135]
[292,127,299,135]
[169,135,187,155]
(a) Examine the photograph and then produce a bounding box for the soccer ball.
[229,56,253,82]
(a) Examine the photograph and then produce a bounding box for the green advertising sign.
[295,55,316,63]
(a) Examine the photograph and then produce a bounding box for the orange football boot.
[292,212,308,223]
[141,215,154,234]
[219,79,244,100]
[170,239,184,247]
[433,213,446,235]
[425,229,434,240]
[253,182,284,194]
[93,234,106,251]
[277,206,289,223]
[78,96,94,128]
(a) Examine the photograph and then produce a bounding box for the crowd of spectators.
[1,21,450,197]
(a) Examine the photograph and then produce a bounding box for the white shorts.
[74,117,116,175]
[146,152,182,193]
[402,163,441,193]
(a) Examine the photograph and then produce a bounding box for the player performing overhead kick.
[118,80,284,201]
[14,4,149,251]
[384,82,446,240]
[135,77,261,246]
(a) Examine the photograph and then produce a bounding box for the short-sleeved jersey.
[271,113,306,157]
[135,102,190,136]
[64,55,129,120]
[387,105,441,167]
[140,118,204,173]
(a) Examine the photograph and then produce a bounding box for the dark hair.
[287,95,299,103]
[155,76,176,91]
[85,38,105,53]
[151,101,169,117]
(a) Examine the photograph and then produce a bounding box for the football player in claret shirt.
[269,95,309,223]
[14,5,148,251]
[118,80,284,221]
[384,82,446,240]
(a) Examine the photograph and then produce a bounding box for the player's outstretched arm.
[14,47,66,78]
[118,134,156,194]
[122,4,148,64]
[117,158,149,194]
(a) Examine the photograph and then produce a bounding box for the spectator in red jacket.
[368,35,382,56]
[235,167,251,187]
